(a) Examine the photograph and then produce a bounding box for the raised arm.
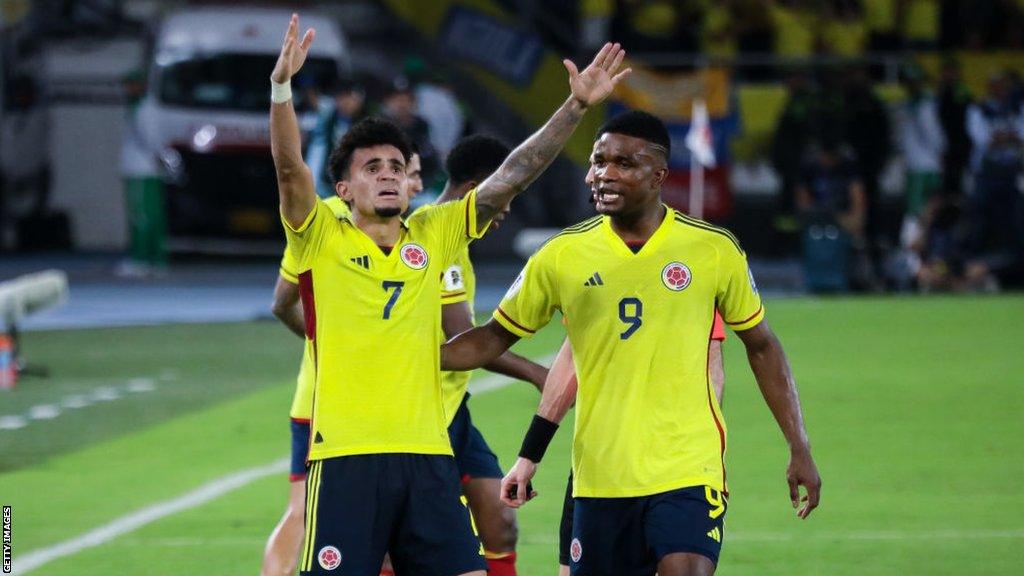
[735,321,821,519]
[474,43,632,226]
[440,318,521,372]
[442,301,547,391]
[270,14,317,228]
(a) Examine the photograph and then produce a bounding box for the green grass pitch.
[2,296,1023,574]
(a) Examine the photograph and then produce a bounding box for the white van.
[133,7,348,253]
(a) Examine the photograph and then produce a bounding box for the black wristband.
[518,415,559,463]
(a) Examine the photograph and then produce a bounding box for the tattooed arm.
[473,43,632,227]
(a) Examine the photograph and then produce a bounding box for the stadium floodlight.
[0,269,68,328]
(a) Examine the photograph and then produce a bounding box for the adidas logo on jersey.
[350,255,370,269]
[706,526,721,542]
[583,272,604,286]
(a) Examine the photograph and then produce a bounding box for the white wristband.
[270,80,292,104]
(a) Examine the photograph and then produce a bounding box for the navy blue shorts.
[299,454,487,576]
[559,471,575,566]
[447,394,503,482]
[568,485,727,575]
[290,419,311,482]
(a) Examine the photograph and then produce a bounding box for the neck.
[609,203,666,243]
[352,211,403,246]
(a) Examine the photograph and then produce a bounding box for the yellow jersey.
[494,208,764,497]
[283,191,486,460]
[438,248,476,423]
[280,196,350,422]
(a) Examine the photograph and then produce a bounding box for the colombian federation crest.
[570,537,583,562]
[662,262,692,291]
[318,546,342,570]
[399,243,428,270]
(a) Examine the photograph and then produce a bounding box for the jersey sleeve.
[492,248,559,338]
[281,199,336,273]
[440,250,470,304]
[411,189,491,268]
[716,242,764,332]
[711,311,726,341]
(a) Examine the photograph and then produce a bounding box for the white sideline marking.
[0,415,27,430]
[1,379,158,434]
[13,457,289,574]
[13,355,558,573]
[27,405,60,420]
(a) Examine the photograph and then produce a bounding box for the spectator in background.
[609,0,702,55]
[404,58,467,160]
[769,0,816,58]
[899,0,940,50]
[937,57,972,197]
[379,77,439,182]
[966,72,1024,174]
[865,0,900,51]
[305,79,366,198]
[840,66,891,268]
[897,64,945,218]
[823,1,868,57]
[772,68,821,218]
[797,141,868,241]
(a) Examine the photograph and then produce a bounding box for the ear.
[653,167,669,188]
[335,180,351,201]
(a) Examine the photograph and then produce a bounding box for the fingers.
[799,478,822,519]
[285,13,298,42]
[499,476,516,507]
[608,46,625,75]
[300,28,316,52]
[563,59,579,79]
[611,68,632,85]
[787,475,799,509]
[591,42,613,69]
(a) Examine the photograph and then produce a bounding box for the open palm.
[564,42,631,107]
[271,14,316,84]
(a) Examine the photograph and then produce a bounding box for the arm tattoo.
[475,97,587,224]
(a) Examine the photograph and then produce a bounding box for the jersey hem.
[572,475,724,498]
[440,291,468,303]
[493,307,536,338]
[307,444,454,461]
[279,267,299,284]
[726,305,765,332]
[281,201,319,234]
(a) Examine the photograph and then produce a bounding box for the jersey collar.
[601,204,674,258]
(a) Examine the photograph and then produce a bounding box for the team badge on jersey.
[570,537,583,562]
[662,262,692,291]
[317,546,342,570]
[399,243,428,270]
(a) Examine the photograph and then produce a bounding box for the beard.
[374,206,402,218]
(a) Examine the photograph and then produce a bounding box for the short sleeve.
[282,199,336,272]
[440,251,470,304]
[409,188,491,269]
[492,249,559,338]
[279,247,299,284]
[716,243,764,332]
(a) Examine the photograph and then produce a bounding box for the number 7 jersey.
[494,207,764,498]
[283,191,487,462]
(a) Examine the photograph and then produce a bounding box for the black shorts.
[447,394,503,481]
[289,419,311,482]
[559,470,575,566]
[567,485,727,576]
[299,454,487,575]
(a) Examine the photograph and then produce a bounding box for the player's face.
[406,153,424,199]
[588,133,666,217]
[338,145,408,218]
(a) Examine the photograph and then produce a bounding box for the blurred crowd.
[580,0,1024,59]
[772,60,1024,292]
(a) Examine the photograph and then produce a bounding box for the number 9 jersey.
[283,191,488,462]
[493,207,764,498]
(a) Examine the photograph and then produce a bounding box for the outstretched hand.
[271,13,316,84]
[564,42,632,108]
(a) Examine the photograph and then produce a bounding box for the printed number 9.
[618,297,643,340]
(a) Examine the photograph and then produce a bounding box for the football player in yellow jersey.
[270,14,631,576]
[437,135,549,576]
[441,111,821,576]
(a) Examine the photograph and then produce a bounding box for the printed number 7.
[618,297,643,339]
[382,281,405,319]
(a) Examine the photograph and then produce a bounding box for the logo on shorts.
[570,537,583,563]
[662,262,692,291]
[317,545,342,570]
[399,243,428,269]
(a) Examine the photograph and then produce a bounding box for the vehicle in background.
[133,7,348,254]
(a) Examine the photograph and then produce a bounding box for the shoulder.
[669,209,744,256]
[323,196,351,219]
[535,215,604,255]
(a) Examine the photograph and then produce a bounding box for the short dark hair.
[444,134,511,187]
[328,117,412,182]
[596,110,671,158]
